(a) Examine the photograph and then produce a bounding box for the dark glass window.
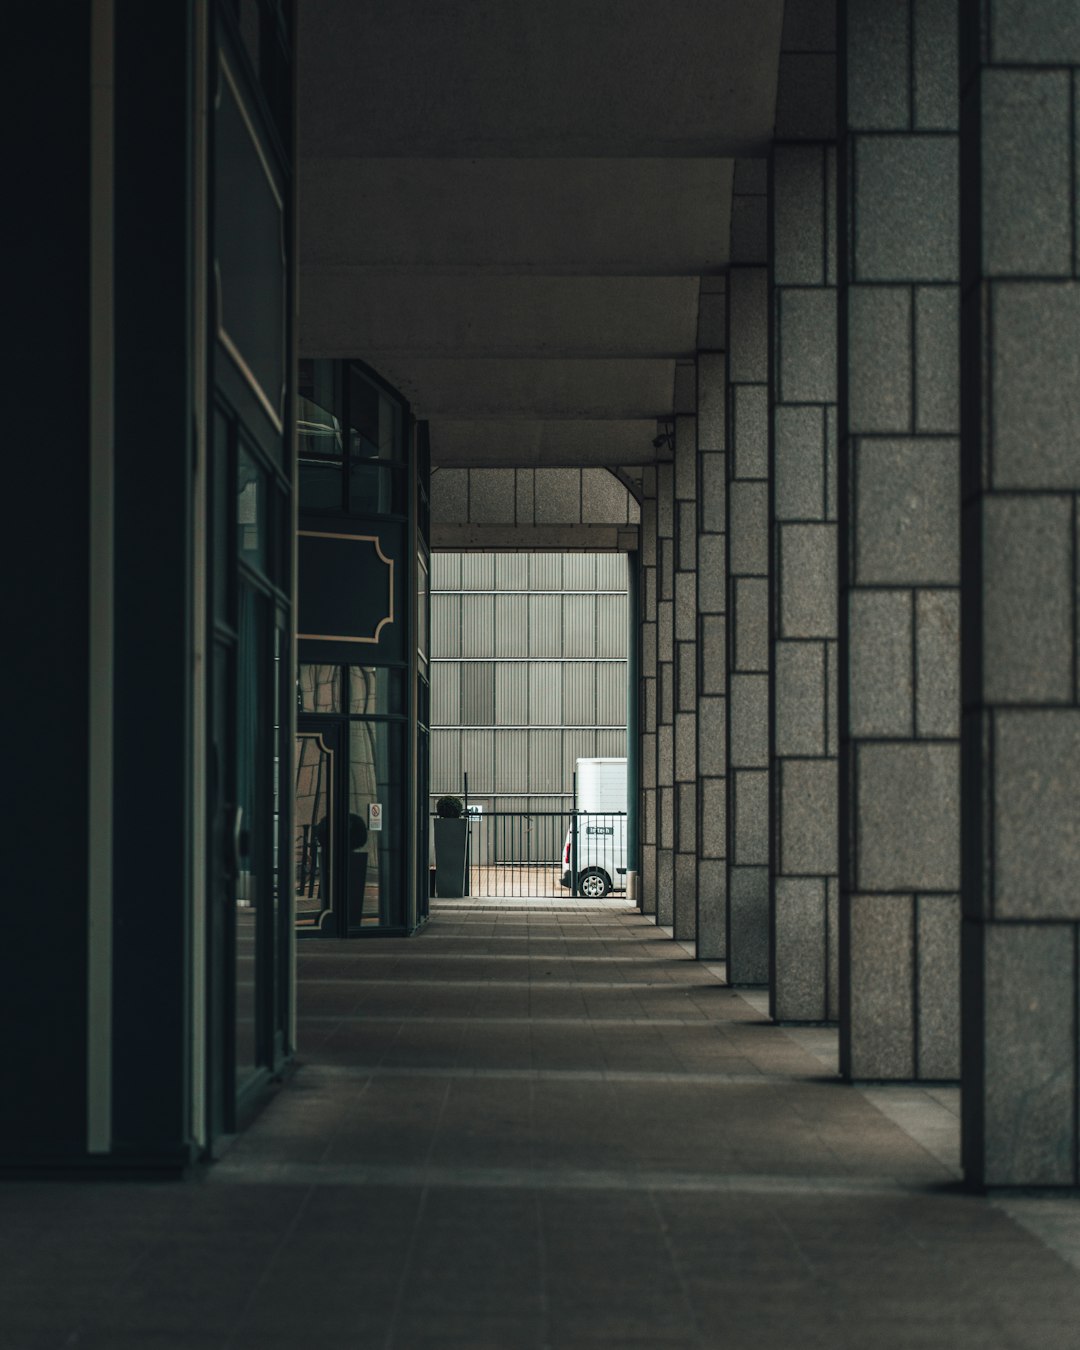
[214,58,286,437]
[348,364,402,461]
[417,553,429,674]
[237,445,268,572]
[348,665,406,716]
[298,360,408,518]
[298,663,342,712]
[298,359,341,459]
[348,463,407,516]
[299,460,344,512]
[348,720,405,928]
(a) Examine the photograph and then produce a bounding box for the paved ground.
[3,902,1080,1348]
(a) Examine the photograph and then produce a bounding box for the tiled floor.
[3,902,1080,1348]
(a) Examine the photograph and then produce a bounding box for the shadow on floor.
[2,902,1079,1349]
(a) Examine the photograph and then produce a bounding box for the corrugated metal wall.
[529,664,562,725]
[495,663,529,725]
[563,663,595,725]
[430,552,629,806]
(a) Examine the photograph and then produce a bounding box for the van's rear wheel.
[578,868,611,899]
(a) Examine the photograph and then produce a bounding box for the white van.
[560,757,627,898]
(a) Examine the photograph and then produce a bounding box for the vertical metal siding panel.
[427,553,634,850]
[564,594,596,657]
[461,594,495,657]
[461,552,495,590]
[462,662,494,724]
[596,553,621,590]
[597,727,628,758]
[496,663,528,725]
[564,728,599,790]
[527,796,559,866]
[431,551,461,590]
[432,594,461,658]
[563,663,595,725]
[495,593,528,657]
[461,728,494,794]
[529,594,561,657]
[563,554,595,590]
[496,553,528,588]
[432,661,461,725]
[531,554,561,590]
[529,729,561,791]
[597,662,627,726]
[496,730,529,793]
[431,729,462,794]
[529,662,561,724]
[471,809,491,867]
[597,593,627,657]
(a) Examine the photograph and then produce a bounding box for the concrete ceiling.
[297,1,784,472]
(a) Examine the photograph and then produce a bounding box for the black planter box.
[434,818,469,897]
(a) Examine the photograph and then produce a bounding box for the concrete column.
[656,458,676,927]
[726,165,770,984]
[639,466,659,917]
[696,285,728,960]
[673,374,699,941]
[839,0,961,1081]
[770,10,840,1023]
[961,3,1080,1185]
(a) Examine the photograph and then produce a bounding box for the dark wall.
[111,0,195,1160]
[1,5,93,1153]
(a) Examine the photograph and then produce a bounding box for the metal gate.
[436,810,629,899]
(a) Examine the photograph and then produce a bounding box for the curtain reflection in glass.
[298,663,342,712]
[348,721,402,927]
[294,733,333,926]
[237,447,265,570]
[349,665,403,715]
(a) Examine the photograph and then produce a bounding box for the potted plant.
[433,795,469,898]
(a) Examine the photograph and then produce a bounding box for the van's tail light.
[563,837,570,865]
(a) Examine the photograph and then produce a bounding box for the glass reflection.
[294,732,333,926]
[299,460,344,512]
[237,447,266,571]
[299,663,342,712]
[298,360,342,457]
[417,553,429,674]
[348,720,402,927]
[349,665,404,715]
[348,463,406,515]
[348,364,401,461]
[235,585,266,1082]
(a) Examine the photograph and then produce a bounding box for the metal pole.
[463,770,470,897]
[625,549,641,906]
[571,770,579,898]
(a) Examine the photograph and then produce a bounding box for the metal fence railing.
[430,809,628,899]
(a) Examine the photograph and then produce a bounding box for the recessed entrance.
[429,551,632,903]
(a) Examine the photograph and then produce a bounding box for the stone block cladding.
[770,7,840,1020]
[725,159,771,984]
[839,0,961,1081]
[960,0,1080,1185]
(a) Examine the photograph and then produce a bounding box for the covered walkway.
[4,901,1080,1348]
